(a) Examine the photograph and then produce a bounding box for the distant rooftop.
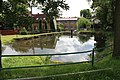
[56,17,78,21]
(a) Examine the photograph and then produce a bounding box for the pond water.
[2,34,96,62]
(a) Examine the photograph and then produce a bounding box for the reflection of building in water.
[12,35,57,53]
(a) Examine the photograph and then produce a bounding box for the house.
[30,13,46,33]
[30,13,57,33]
[56,17,79,30]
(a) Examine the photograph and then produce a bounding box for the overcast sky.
[61,0,92,17]
[32,0,92,17]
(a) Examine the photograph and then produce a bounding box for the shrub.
[20,27,28,35]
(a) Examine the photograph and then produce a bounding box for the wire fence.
[0,44,113,70]
[0,43,113,80]
[0,49,94,70]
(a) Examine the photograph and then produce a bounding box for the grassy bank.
[1,34,38,45]
[1,32,62,44]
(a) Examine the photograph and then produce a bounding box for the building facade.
[56,17,78,30]
[30,13,46,33]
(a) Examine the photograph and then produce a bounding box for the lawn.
[1,32,62,44]
[0,55,120,80]
[1,34,39,45]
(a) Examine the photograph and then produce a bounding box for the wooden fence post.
[92,48,94,66]
[70,29,73,38]
[0,33,2,69]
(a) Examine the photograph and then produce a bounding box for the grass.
[1,32,62,45]
[1,57,92,79]
[1,35,16,44]
[0,55,120,80]
[1,34,37,45]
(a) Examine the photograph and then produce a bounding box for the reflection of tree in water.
[94,33,106,52]
[12,35,57,53]
[12,40,33,53]
[78,35,91,43]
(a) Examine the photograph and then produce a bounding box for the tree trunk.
[0,0,2,11]
[113,0,120,57]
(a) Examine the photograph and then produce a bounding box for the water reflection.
[94,33,106,52]
[78,35,91,43]
[2,35,96,62]
[12,35,57,53]
[51,35,95,62]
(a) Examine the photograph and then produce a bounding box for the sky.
[4,0,92,17]
[61,0,92,17]
[32,0,92,17]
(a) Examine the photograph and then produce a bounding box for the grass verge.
[0,55,120,80]
[1,34,38,45]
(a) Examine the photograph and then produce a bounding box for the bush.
[20,27,28,35]
[57,24,64,31]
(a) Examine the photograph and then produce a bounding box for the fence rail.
[0,50,92,57]
[0,49,94,70]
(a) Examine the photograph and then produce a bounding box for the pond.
[2,34,96,62]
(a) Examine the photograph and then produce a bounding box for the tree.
[113,0,120,57]
[37,0,69,32]
[91,0,114,31]
[0,0,33,29]
[87,0,120,57]
[0,0,2,12]
[77,17,93,30]
[80,9,92,19]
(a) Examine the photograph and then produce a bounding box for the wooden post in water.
[92,48,94,67]
[0,32,2,69]
[70,29,73,38]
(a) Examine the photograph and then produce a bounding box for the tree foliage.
[0,0,33,29]
[80,9,92,19]
[0,0,69,31]
[77,17,93,30]
[36,0,69,31]
[89,0,120,57]
[40,0,69,17]
[91,0,115,31]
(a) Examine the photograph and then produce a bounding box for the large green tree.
[87,0,120,57]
